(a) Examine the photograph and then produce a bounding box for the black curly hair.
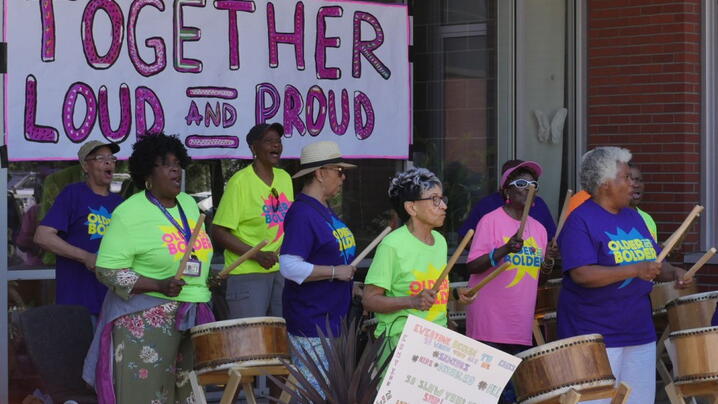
[128,133,191,189]
[388,167,442,222]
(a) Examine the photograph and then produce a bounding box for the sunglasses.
[413,195,448,207]
[270,188,280,212]
[508,179,539,190]
[322,166,347,178]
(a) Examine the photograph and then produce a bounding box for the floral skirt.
[112,301,195,404]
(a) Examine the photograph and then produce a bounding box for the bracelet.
[489,248,497,267]
[331,266,335,281]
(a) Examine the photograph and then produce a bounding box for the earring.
[505,195,510,204]
[145,179,152,190]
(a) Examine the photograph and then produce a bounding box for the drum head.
[190,316,286,334]
[670,325,718,339]
[516,334,603,360]
[667,291,718,308]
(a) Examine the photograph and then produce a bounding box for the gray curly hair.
[388,167,442,222]
[580,147,632,195]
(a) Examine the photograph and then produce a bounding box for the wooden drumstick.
[683,247,716,281]
[656,205,704,263]
[466,262,512,297]
[350,226,392,267]
[218,240,270,279]
[175,213,206,280]
[431,229,474,293]
[550,189,574,247]
[516,185,537,239]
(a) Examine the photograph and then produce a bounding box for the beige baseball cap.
[78,140,120,162]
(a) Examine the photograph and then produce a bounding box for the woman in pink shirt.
[465,161,557,403]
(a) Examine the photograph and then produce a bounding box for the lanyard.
[145,191,191,243]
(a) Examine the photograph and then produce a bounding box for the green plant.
[268,320,389,404]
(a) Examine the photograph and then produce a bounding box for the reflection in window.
[7,161,131,270]
[8,280,56,403]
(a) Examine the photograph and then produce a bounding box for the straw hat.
[292,141,357,179]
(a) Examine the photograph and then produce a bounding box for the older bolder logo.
[159,221,212,263]
[86,206,112,240]
[604,227,656,288]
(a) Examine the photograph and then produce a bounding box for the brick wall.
[587,0,702,261]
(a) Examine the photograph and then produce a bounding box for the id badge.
[183,256,202,277]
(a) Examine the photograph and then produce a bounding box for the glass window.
[412,0,498,245]
[8,280,56,402]
[7,161,131,270]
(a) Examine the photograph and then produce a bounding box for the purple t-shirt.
[712,307,718,327]
[280,193,356,337]
[557,199,658,347]
[40,182,123,314]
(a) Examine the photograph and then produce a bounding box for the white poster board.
[375,315,522,404]
[5,0,410,161]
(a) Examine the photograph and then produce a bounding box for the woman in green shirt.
[362,168,475,356]
[83,134,214,404]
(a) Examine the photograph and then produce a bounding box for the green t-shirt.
[213,165,294,275]
[637,207,658,242]
[364,225,449,346]
[97,192,212,302]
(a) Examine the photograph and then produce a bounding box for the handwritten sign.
[375,315,521,404]
[6,0,410,161]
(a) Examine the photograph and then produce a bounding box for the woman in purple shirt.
[557,146,691,404]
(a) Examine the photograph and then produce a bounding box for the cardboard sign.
[375,315,522,404]
[6,0,410,160]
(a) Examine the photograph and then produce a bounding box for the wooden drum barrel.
[650,281,698,312]
[666,291,718,332]
[669,326,718,384]
[513,334,615,404]
[535,278,562,315]
[190,317,290,375]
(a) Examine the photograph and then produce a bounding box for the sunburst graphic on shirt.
[501,236,542,288]
[261,192,291,242]
[603,227,656,289]
[158,221,212,263]
[409,263,449,322]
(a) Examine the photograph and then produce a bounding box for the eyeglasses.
[508,179,539,190]
[85,155,117,164]
[269,188,280,212]
[413,195,448,207]
[322,166,347,178]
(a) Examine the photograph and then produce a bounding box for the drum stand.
[656,326,716,404]
[554,382,631,404]
[665,381,718,404]
[189,365,297,404]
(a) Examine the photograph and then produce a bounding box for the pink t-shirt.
[466,206,548,346]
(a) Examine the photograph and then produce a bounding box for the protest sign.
[6,0,410,160]
[375,315,522,404]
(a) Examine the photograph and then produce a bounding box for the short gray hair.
[580,147,632,195]
[388,167,442,222]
